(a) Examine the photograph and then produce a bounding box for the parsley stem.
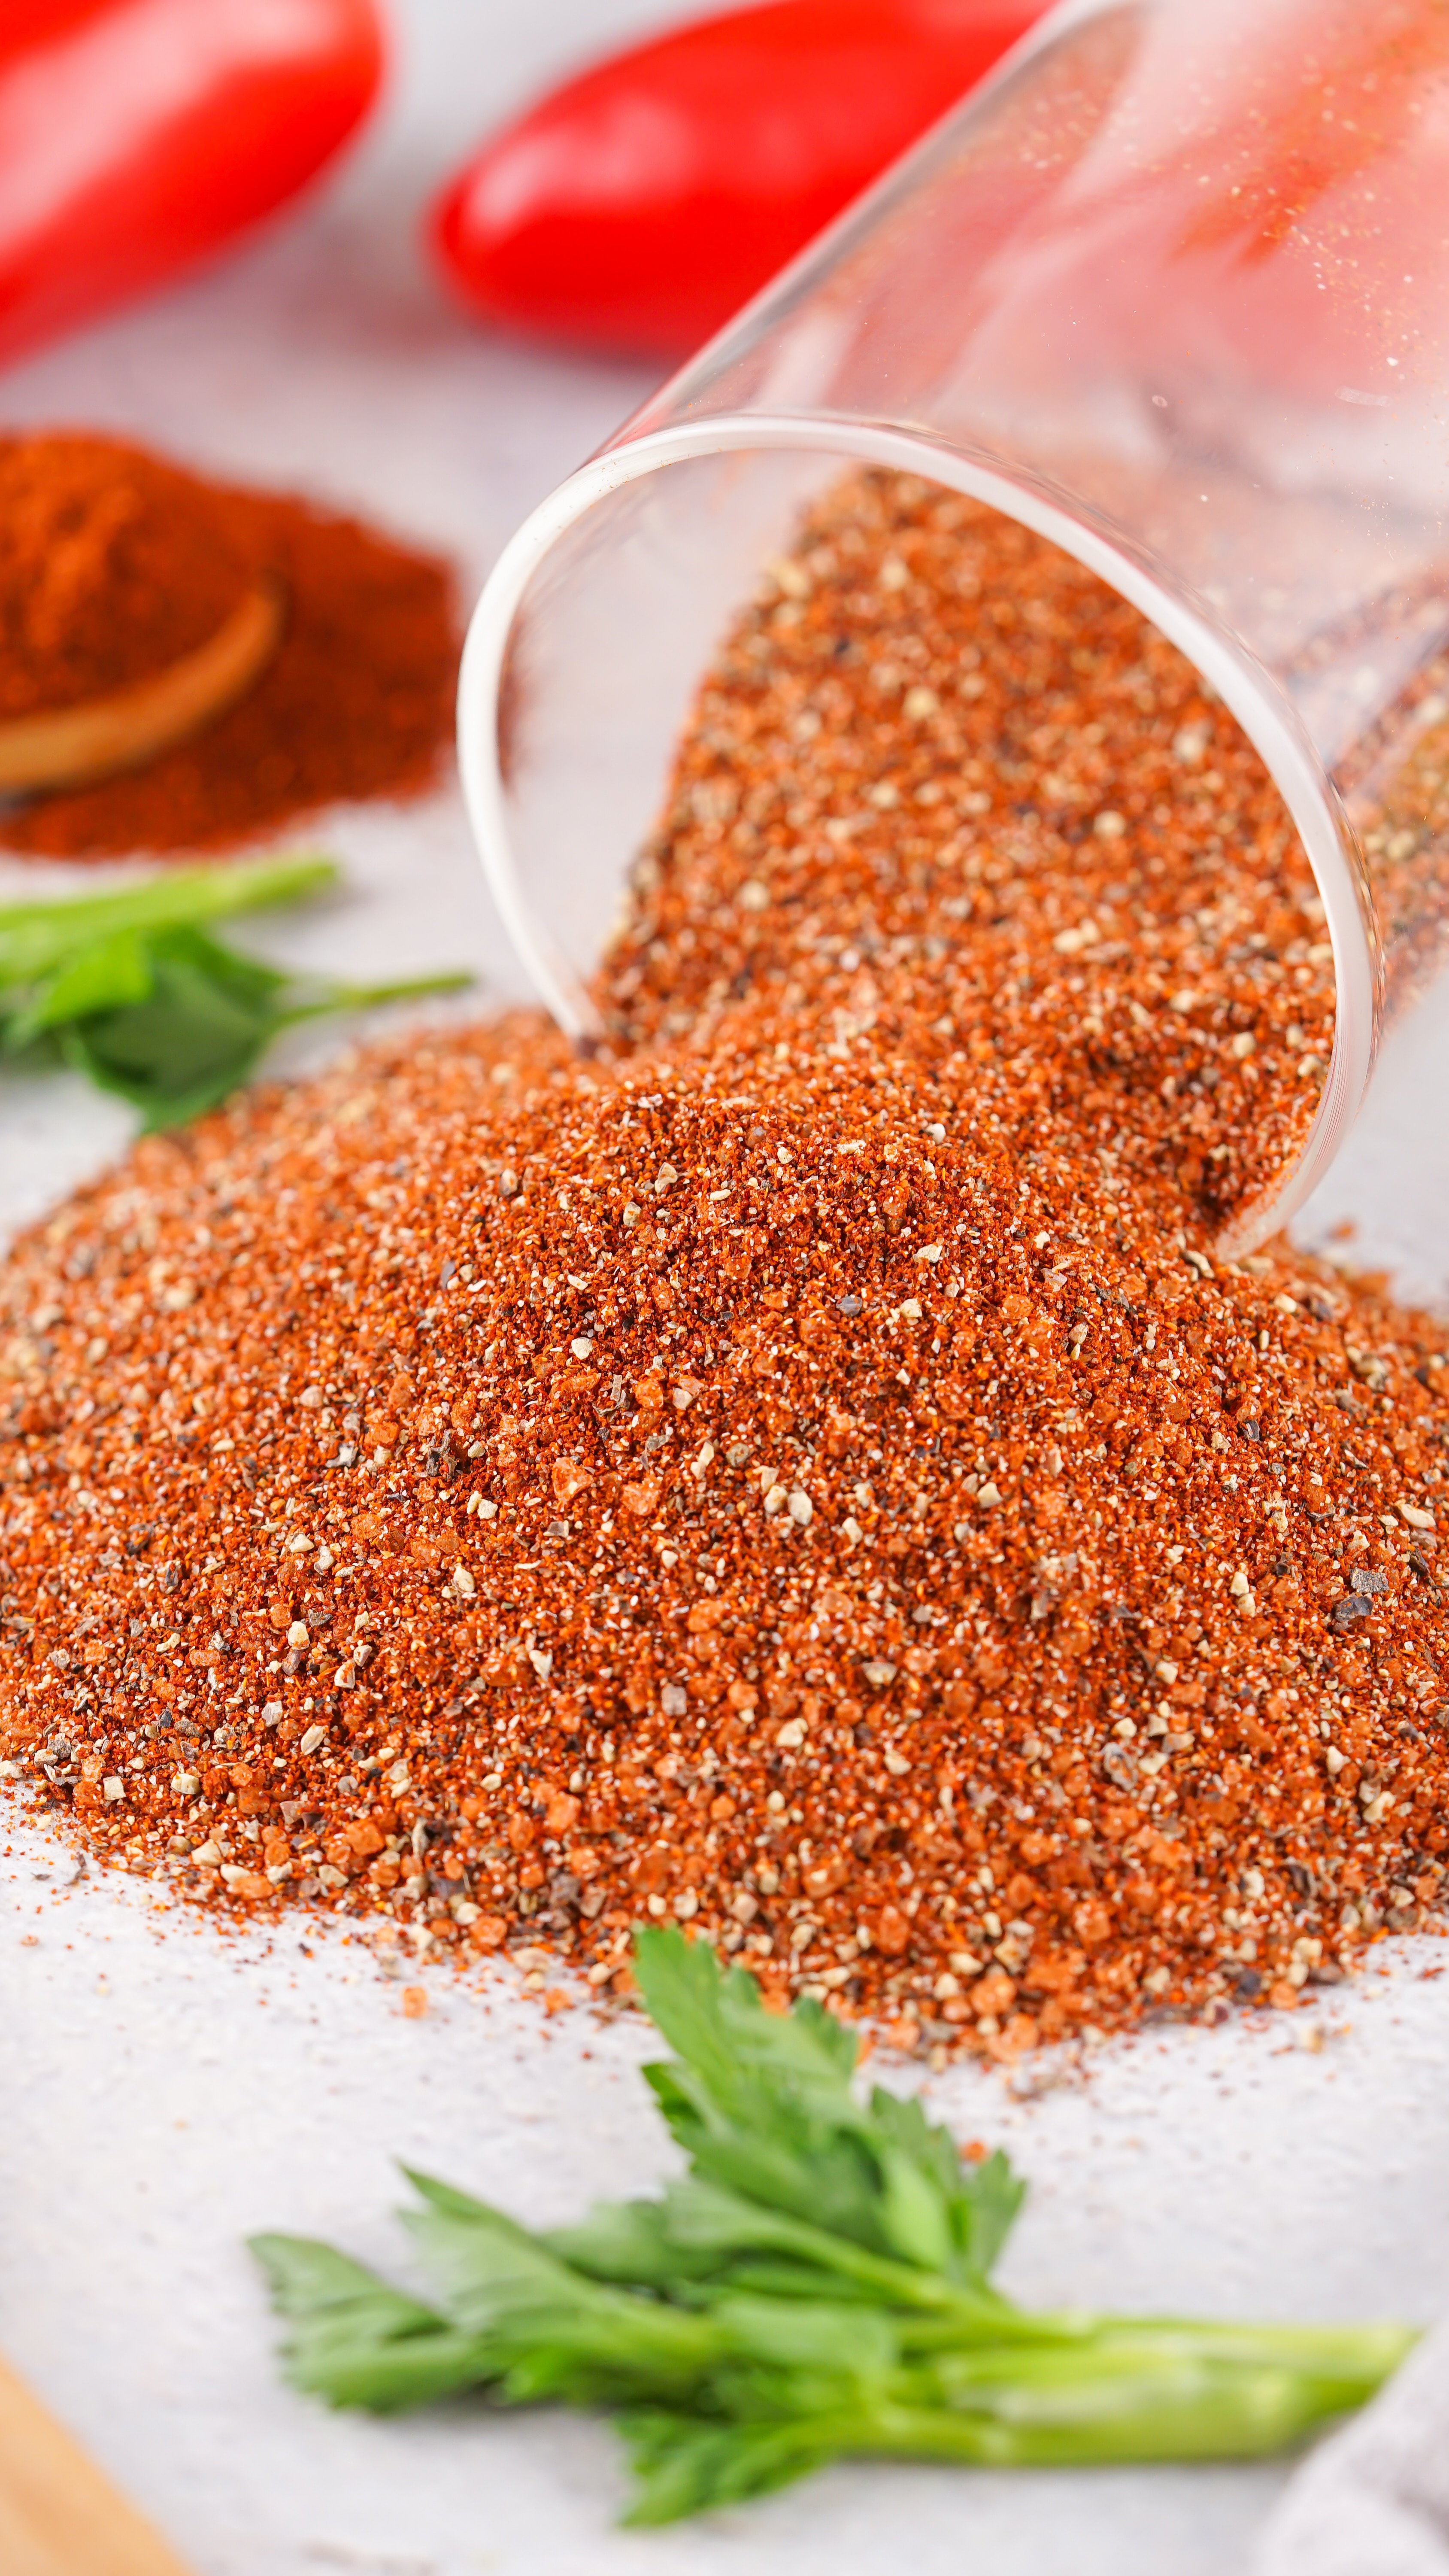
[0,852,336,981]
[277,969,473,1027]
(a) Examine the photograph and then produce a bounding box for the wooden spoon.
[0,574,284,797]
[0,2351,195,2576]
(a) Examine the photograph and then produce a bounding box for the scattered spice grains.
[602,471,1334,1249]
[0,432,460,859]
[1,469,1446,2063]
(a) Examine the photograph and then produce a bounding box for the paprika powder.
[0,432,460,860]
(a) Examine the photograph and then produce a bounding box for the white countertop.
[3,7,1449,2571]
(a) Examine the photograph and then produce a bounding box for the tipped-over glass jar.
[460,0,1449,1249]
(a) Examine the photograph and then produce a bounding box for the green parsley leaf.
[618,2407,842,2525]
[248,2233,494,2413]
[0,854,470,1127]
[633,1922,1022,2287]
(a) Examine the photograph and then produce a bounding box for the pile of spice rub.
[2,471,1447,2060]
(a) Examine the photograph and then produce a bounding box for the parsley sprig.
[252,1932,1411,2524]
[0,854,470,1127]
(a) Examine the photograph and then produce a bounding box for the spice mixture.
[601,471,1335,1248]
[0,433,459,859]
[1,471,1445,2060]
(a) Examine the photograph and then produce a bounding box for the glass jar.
[460,0,1449,1247]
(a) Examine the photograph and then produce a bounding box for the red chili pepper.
[430,0,1047,361]
[0,0,385,369]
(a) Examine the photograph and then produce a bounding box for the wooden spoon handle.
[0,2351,195,2576]
[0,575,285,796]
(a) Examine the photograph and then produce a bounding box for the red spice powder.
[0,471,1443,2061]
[0,432,460,859]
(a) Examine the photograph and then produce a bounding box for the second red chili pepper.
[431,0,1047,363]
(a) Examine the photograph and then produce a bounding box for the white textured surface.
[2,7,1449,2573]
